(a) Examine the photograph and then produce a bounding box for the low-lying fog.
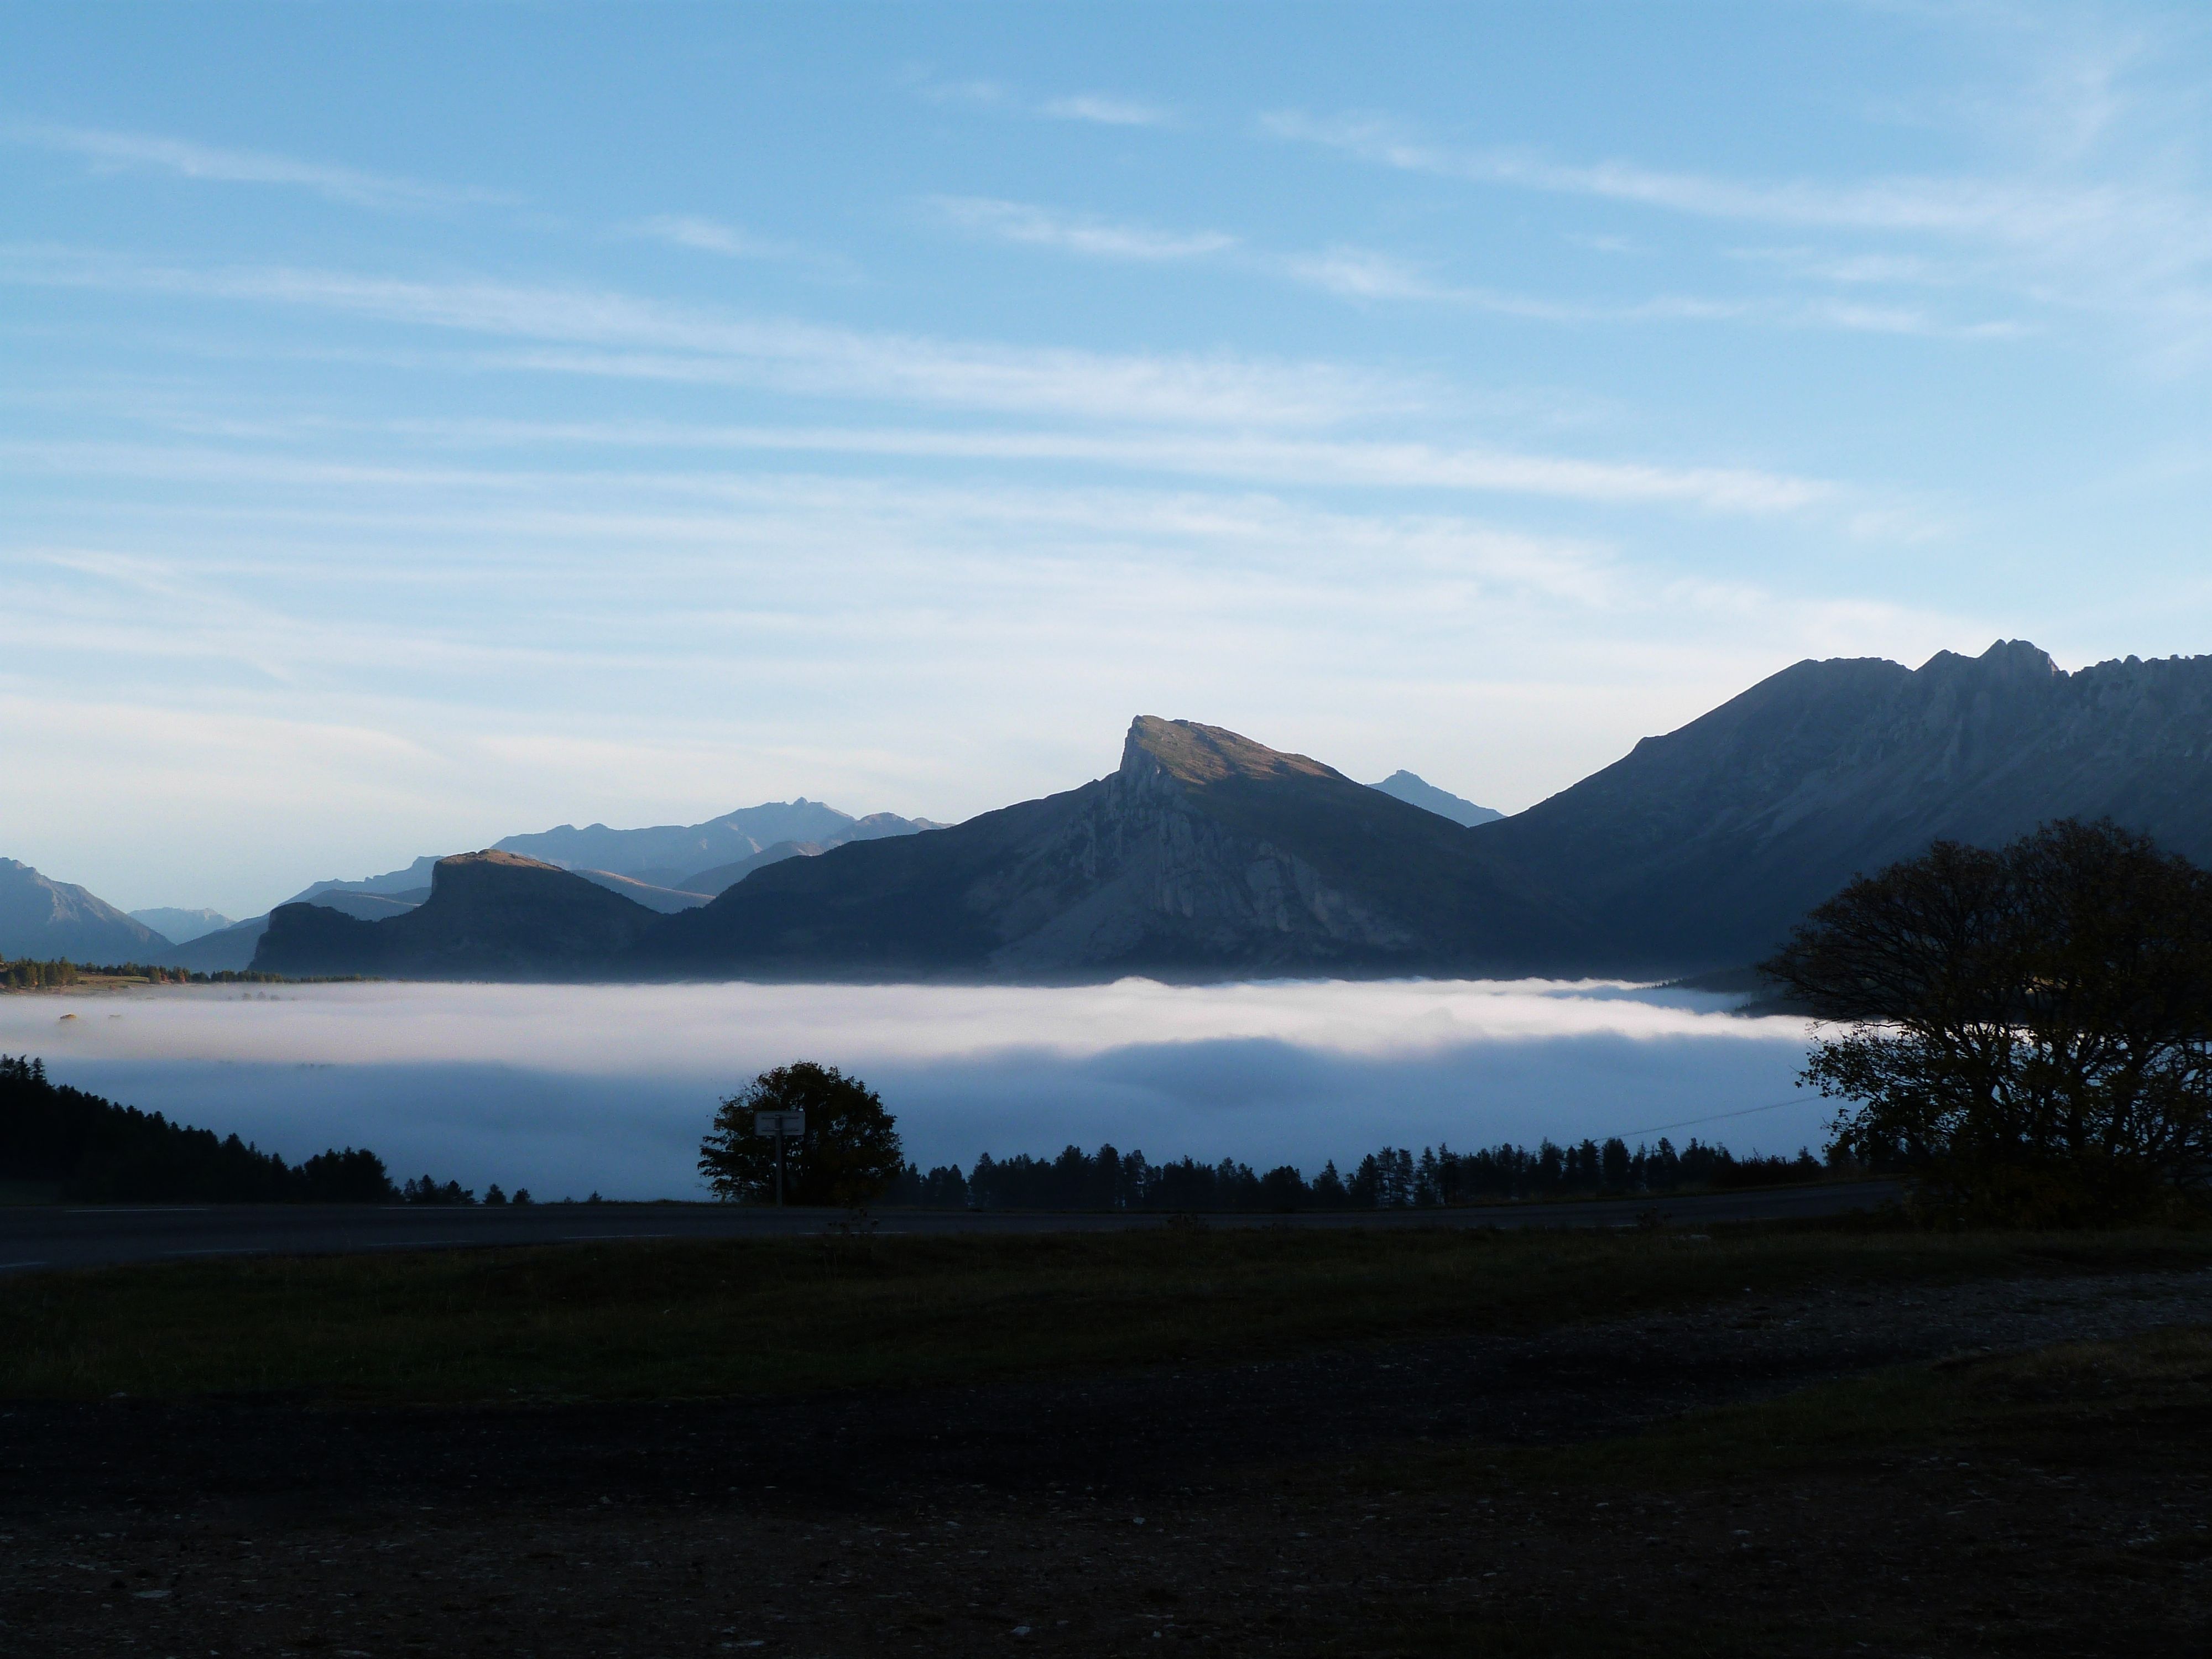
[3,980,1824,1200]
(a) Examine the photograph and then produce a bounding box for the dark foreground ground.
[0,1181,1897,1274]
[2,1229,2208,1657]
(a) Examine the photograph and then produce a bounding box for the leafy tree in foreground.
[1761,818,2212,1220]
[698,1062,904,1207]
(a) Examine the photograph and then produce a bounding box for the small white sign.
[755,1110,806,1137]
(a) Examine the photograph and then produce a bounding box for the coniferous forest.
[4,1051,1830,1211]
[0,1055,454,1204]
[888,1136,1833,1213]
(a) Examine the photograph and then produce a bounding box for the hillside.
[0,859,168,961]
[1473,639,2212,975]
[158,889,424,973]
[641,718,1575,979]
[253,851,659,979]
[675,841,824,898]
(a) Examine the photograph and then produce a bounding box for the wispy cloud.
[629,215,859,280]
[910,75,1174,128]
[1728,246,1961,286]
[1262,109,2136,241]
[1261,107,2212,354]
[926,196,1236,261]
[1286,244,2022,337]
[912,76,1008,111]
[4,421,1835,515]
[1281,247,1464,303]
[1036,94,1173,128]
[915,190,2022,340]
[0,246,1429,429]
[7,121,502,211]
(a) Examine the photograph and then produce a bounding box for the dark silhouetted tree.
[698,1061,904,1206]
[1763,818,2212,1218]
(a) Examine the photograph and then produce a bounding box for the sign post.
[754,1111,805,1206]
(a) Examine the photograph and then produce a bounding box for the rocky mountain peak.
[1121,716,1338,790]
[1915,638,2062,686]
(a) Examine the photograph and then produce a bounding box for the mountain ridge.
[636,716,1574,980]
[22,638,2211,985]
[0,859,170,961]
[1471,639,2212,974]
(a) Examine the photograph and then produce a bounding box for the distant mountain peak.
[0,858,166,959]
[1368,771,1504,827]
[127,906,235,946]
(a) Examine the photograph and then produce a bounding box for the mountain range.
[15,640,2211,984]
[17,799,948,970]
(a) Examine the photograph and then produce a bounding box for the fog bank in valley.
[1,980,1821,1200]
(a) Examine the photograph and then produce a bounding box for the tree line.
[885,1137,1827,1213]
[0,956,314,989]
[697,1061,1827,1212]
[0,1055,488,1205]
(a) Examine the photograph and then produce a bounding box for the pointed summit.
[646,716,1571,979]
[1121,717,1340,789]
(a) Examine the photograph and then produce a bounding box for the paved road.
[0,1181,1899,1275]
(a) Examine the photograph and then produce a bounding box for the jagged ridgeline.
[1,1055,394,1204]
[238,640,2212,983]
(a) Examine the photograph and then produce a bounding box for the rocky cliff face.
[644,718,1568,979]
[0,859,167,961]
[972,719,1423,972]
[1475,640,2212,974]
[254,851,659,979]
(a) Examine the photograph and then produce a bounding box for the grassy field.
[3,1218,2208,1405]
[6,1224,2210,1656]
[1333,1326,2212,1657]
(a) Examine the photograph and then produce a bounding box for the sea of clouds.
[0,979,1827,1199]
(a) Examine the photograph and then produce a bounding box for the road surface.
[0,1180,1899,1275]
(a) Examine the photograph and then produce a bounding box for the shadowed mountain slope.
[157,890,424,973]
[254,852,657,979]
[675,841,824,899]
[1472,639,2212,977]
[641,718,1576,979]
[0,860,168,960]
[570,869,714,913]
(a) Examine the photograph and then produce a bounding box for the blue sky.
[3,2,2208,916]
